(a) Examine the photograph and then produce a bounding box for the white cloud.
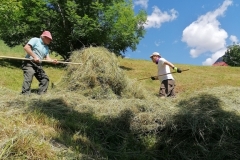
[144,6,178,29]
[154,40,164,46]
[202,48,227,65]
[134,0,149,9]
[229,35,239,43]
[182,0,232,65]
[173,40,178,44]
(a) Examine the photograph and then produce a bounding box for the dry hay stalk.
[58,47,147,99]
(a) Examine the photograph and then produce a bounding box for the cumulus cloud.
[229,35,239,43]
[134,0,149,9]
[202,48,227,65]
[182,0,233,65]
[144,6,178,29]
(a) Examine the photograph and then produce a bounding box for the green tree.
[223,44,240,66]
[0,0,147,60]
[0,0,24,45]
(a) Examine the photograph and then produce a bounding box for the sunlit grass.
[119,58,240,97]
[1,42,240,159]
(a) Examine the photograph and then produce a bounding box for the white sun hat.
[150,52,161,58]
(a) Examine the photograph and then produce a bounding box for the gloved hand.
[151,76,156,80]
[173,67,182,73]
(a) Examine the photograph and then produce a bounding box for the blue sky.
[126,0,240,65]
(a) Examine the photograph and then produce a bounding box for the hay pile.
[58,47,147,99]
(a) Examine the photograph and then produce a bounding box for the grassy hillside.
[0,41,64,91]
[0,41,240,160]
[1,39,240,95]
[120,58,240,96]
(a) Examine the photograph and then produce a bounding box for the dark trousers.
[21,61,49,95]
[159,79,176,97]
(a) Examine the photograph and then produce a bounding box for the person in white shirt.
[150,52,182,98]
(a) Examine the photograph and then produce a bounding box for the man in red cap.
[21,31,58,95]
[150,52,182,98]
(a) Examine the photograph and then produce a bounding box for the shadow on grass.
[0,59,66,69]
[26,93,240,159]
[154,94,240,160]
[119,65,133,71]
[0,59,22,68]
[27,98,149,160]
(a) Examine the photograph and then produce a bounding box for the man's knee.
[42,77,49,84]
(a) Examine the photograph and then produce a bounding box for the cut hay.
[57,47,148,99]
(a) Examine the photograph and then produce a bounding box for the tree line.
[0,0,147,60]
[0,0,239,66]
[223,44,240,66]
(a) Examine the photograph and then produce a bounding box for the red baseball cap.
[41,31,52,40]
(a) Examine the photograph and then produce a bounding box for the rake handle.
[138,69,190,81]
[0,56,82,65]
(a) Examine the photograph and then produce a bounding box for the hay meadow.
[0,40,240,160]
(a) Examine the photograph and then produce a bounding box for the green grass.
[0,40,64,91]
[1,42,240,160]
[0,40,25,56]
[120,58,240,96]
